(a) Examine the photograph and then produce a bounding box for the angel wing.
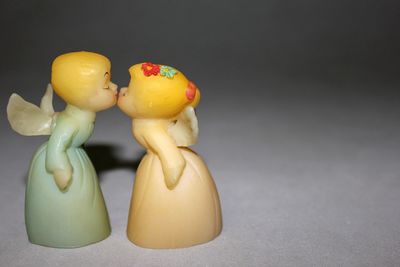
[7,84,57,136]
[168,106,199,147]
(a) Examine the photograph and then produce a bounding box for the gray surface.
[1,76,400,267]
[1,0,400,266]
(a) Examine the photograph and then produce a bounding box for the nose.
[119,87,128,96]
[109,81,118,92]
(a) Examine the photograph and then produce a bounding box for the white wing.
[168,106,199,147]
[40,84,55,115]
[7,84,56,136]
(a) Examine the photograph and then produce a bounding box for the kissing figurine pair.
[7,51,222,249]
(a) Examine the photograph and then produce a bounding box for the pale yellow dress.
[126,109,222,248]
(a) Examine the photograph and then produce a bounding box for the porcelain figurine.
[7,51,117,248]
[118,62,222,248]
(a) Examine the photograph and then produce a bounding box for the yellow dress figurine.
[118,62,222,248]
[7,51,117,248]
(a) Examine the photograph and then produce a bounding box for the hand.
[163,156,186,190]
[53,168,72,191]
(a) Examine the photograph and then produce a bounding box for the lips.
[116,87,126,105]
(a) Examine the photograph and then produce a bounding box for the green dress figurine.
[6,51,118,248]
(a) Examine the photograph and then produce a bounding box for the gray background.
[1,0,400,266]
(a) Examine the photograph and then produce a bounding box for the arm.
[142,125,186,190]
[45,114,77,191]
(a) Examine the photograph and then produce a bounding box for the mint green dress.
[25,105,111,248]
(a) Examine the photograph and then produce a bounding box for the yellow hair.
[51,51,110,106]
[127,63,200,118]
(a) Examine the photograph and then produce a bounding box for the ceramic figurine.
[118,62,222,248]
[7,51,117,248]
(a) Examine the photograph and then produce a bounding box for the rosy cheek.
[186,81,197,101]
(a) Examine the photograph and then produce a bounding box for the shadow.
[84,143,144,181]
[22,171,29,185]
[20,143,144,185]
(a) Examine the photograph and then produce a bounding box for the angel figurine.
[7,51,117,248]
[118,62,222,248]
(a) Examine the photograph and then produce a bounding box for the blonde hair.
[51,51,110,105]
[127,63,200,118]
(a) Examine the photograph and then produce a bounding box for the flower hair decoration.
[141,62,178,79]
[141,62,160,76]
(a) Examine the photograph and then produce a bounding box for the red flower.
[141,62,160,76]
[186,81,197,101]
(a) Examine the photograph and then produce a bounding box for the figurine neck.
[133,118,170,128]
[65,104,96,122]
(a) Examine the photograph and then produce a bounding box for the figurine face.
[51,51,118,112]
[87,71,118,111]
[118,63,200,119]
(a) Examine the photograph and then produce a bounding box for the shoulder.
[133,119,167,136]
[52,111,79,133]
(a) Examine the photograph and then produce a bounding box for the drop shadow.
[84,143,144,182]
[21,143,144,185]
[21,171,29,185]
